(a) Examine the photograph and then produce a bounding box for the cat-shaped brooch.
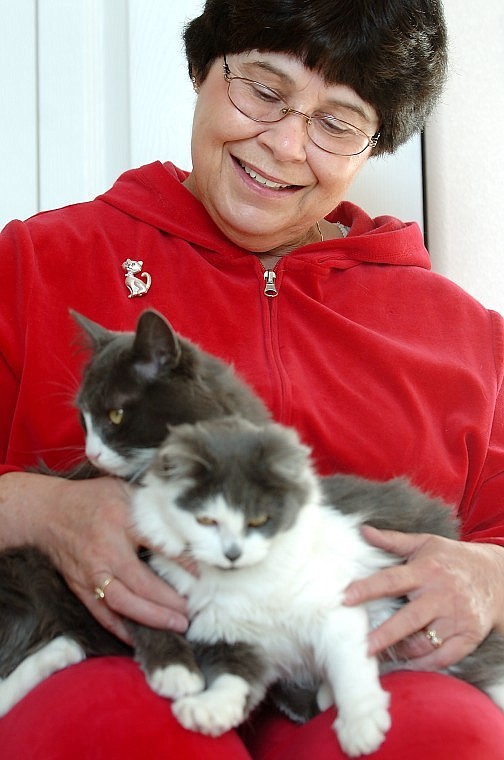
[122,258,152,298]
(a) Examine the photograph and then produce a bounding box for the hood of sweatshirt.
[97,161,431,272]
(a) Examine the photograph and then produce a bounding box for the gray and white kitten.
[70,308,270,479]
[125,416,504,756]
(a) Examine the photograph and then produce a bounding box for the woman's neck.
[258,218,344,268]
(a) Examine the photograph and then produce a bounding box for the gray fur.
[322,474,459,538]
[69,308,270,479]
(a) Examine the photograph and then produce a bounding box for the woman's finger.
[89,570,189,633]
[344,562,419,606]
[360,524,427,556]
[367,593,443,655]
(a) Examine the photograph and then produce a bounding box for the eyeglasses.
[223,56,380,157]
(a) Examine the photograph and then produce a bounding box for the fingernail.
[169,614,189,634]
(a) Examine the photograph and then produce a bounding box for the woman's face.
[184,51,380,253]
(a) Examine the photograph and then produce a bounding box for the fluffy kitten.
[128,416,504,757]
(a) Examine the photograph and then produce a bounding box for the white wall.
[0,0,38,224]
[425,0,504,312]
[0,0,203,223]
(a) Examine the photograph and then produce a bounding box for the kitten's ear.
[263,425,312,483]
[70,310,114,351]
[154,433,213,482]
[132,310,182,380]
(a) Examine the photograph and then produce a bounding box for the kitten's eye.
[247,515,270,528]
[196,516,218,527]
[108,408,124,425]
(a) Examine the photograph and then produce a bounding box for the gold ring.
[424,627,443,649]
[94,576,113,600]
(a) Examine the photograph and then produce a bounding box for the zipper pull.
[263,270,278,297]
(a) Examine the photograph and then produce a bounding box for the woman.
[2,0,504,757]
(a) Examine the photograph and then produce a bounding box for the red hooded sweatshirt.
[1,161,504,545]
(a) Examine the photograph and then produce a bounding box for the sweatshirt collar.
[98,161,431,271]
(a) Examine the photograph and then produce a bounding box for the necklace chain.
[316,220,324,242]
[316,220,349,243]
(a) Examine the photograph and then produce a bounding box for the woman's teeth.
[240,162,291,190]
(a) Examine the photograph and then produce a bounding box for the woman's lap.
[1,658,503,759]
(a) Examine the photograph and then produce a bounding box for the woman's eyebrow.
[241,59,295,82]
[323,98,372,124]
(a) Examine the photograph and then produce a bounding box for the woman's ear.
[189,65,200,93]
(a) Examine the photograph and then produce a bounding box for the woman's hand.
[344,525,504,670]
[0,472,189,643]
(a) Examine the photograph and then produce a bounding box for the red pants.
[1,657,503,759]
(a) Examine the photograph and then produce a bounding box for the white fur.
[0,636,85,716]
[132,475,401,756]
[148,663,205,700]
[478,682,504,710]
[172,673,251,736]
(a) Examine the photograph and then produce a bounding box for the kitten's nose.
[224,544,242,562]
[86,448,101,465]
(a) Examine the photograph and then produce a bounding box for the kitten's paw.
[172,674,249,736]
[148,664,205,700]
[334,689,391,757]
[36,636,86,675]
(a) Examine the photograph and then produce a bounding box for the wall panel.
[425,0,504,312]
[0,0,38,225]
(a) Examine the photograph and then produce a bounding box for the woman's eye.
[108,408,124,425]
[248,515,270,528]
[318,116,351,136]
[249,82,282,104]
[197,516,218,526]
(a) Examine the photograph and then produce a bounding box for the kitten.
[127,416,504,756]
[68,308,270,479]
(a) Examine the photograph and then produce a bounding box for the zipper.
[257,259,289,421]
[263,269,279,297]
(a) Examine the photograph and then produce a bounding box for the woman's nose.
[257,112,310,162]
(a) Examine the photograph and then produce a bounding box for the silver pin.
[122,259,152,298]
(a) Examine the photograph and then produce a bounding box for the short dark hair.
[183,0,447,155]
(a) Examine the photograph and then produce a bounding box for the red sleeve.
[0,220,33,473]
[460,311,504,546]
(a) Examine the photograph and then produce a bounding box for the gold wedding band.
[94,576,114,600]
[424,627,443,649]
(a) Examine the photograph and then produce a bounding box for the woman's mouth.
[237,160,293,191]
